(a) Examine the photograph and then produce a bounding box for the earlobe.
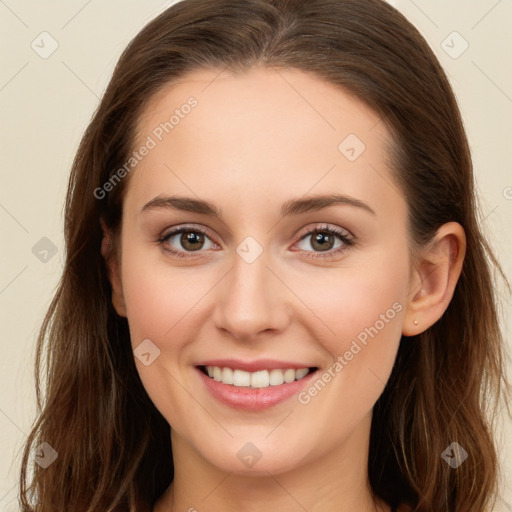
[100,218,127,317]
[402,222,466,336]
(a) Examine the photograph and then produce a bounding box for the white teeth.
[222,367,234,385]
[283,369,295,383]
[295,368,309,380]
[233,369,251,386]
[250,370,268,388]
[269,369,284,386]
[203,366,313,388]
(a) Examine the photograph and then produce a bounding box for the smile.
[195,364,320,410]
[199,365,317,389]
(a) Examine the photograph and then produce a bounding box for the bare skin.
[101,66,466,512]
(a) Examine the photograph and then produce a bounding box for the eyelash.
[157,223,355,260]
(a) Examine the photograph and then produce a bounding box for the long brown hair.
[18,0,510,510]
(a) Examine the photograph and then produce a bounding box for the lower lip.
[195,367,318,410]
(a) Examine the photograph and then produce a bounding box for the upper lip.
[195,359,318,372]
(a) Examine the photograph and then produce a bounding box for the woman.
[19,0,510,510]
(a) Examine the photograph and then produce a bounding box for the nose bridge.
[213,237,288,338]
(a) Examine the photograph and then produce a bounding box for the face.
[112,66,412,476]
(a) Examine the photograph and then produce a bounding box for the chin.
[196,437,310,476]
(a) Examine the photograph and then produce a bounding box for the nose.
[212,246,290,341]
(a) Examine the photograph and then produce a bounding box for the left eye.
[290,224,355,260]
[295,227,349,253]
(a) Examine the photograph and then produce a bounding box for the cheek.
[294,249,407,347]
[120,248,208,346]
[121,234,409,367]
[121,232,408,421]
[291,251,407,410]
[119,248,212,422]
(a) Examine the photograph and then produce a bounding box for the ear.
[402,222,466,336]
[100,217,127,317]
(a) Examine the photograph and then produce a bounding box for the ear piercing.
[413,289,426,327]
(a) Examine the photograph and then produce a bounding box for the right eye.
[158,225,218,258]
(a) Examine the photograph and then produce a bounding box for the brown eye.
[179,231,206,251]
[309,231,336,252]
[158,226,216,258]
[294,224,355,260]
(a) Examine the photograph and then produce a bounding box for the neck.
[153,412,390,512]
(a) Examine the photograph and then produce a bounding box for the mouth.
[195,363,320,410]
[196,365,319,389]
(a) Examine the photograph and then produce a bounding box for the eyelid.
[294,223,352,241]
[159,223,216,242]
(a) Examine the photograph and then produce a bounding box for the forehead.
[135,65,386,147]
[125,66,403,221]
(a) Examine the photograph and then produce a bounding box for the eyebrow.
[141,193,376,218]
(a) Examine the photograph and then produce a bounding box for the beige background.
[0,0,511,510]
